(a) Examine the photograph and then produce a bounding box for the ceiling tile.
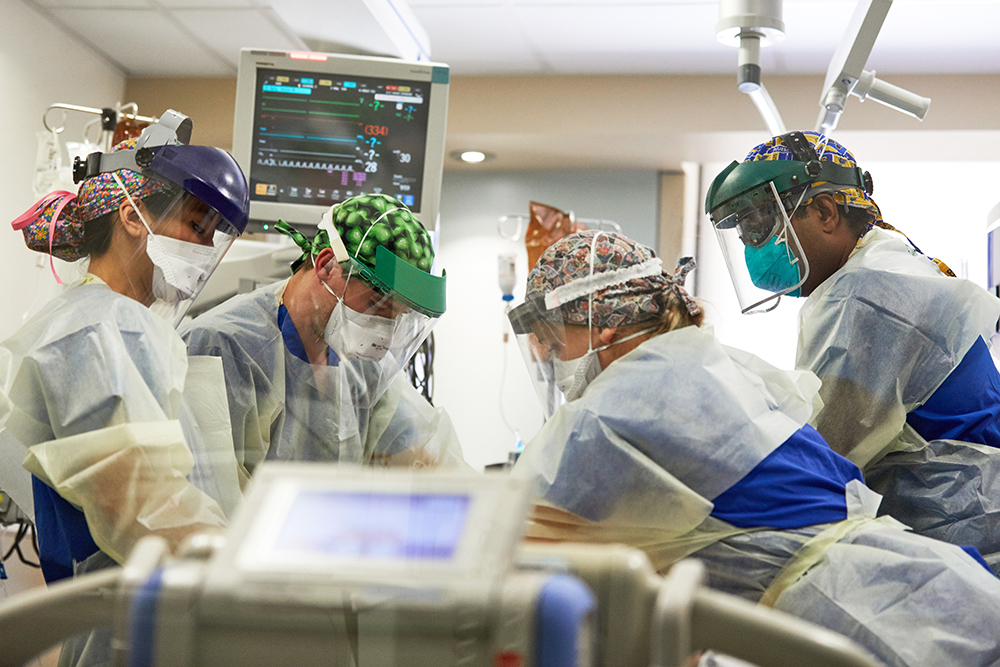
[269,0,403,57]
[513,4,724,73]
[29,0,152,7]
[155,0,256,6]
[855,2,1000,74]
[172,8,305,68]
[32,0,1000,79]
[48,8,234,76]
[411,6,549,72]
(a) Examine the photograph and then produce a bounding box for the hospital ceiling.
[21,0,1000,78]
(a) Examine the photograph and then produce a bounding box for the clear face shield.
[710,180,810,314]
[508,300,578,420]
[319,244,444,409]
[114,173,242,327]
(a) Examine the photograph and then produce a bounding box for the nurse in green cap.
[182,193,467,480]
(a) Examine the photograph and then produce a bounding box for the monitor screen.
[233,49,450,234]
[271,490,471,562]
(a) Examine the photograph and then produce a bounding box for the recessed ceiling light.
[451,150,494,163]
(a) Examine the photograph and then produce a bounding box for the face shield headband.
[706,153,871,314]
[310,206,447,318]
[74,112,249,235]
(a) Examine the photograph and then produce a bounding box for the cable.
[1,520,41,568]
[406,332,435,405]
[497,304,523,457]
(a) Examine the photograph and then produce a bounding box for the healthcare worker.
[706,131,1000,569]
[510,230,1000,667]
[0,111,249,666]
[181,193,466,478]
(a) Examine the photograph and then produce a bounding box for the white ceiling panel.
[26,0,1000,80]
[408,0,504,6]
[411,0,717,5]
[517,4,718,50]
[270,0,404,57]
[857,2,1000,74]
[172,8,305,68]
[413,6,547,71]
[30,0,152,7]
[48,8,234,76]
[156,0,257,6]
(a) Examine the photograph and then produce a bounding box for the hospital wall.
[0,1,126,343]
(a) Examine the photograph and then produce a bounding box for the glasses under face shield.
[711,181,810,249]
[709,181,810,314]
[321,258,441,409]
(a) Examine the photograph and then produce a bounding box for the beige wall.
[126,72,1000,169]
[658,171,686,266]
[125,78,237,151]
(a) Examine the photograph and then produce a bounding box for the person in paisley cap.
[0,111,249,667]
[507,229,1000,667]
[182,193,468,478]
[707,131,1000,572]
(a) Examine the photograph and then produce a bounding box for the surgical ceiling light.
[716,0,787,136]
[816,0,931,134]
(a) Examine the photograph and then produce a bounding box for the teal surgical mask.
[743,228,802,296]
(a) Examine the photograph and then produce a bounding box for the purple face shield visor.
[75,142,249,235]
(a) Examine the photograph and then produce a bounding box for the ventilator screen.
[272,490,470,561]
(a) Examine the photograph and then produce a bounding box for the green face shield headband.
[346,244,447,318]
[706,157,868,229]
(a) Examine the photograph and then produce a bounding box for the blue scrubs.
[908,337,1000,446]
[866,337,1000,571]
[712,424,863,529]
[32,477,99,583]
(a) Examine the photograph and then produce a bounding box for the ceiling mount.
[716,0,787,136]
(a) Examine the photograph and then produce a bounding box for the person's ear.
[314,247,349,295]
[595,326,617,347]
[812,194,842,234]
[117,199,146,239]
[313,247,337,279]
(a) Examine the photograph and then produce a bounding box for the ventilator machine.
[2,465,880,667]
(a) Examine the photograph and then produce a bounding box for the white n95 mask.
[553,349,603,401]
[324,300,396,362]
[551,326,657,402]
[146,233,217,302]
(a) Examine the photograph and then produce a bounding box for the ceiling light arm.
[815,0,930,134]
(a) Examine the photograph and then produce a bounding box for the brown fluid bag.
[525,201,584,269]
[112,117,150,146]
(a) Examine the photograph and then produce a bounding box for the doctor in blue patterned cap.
[706,130,1000,573]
